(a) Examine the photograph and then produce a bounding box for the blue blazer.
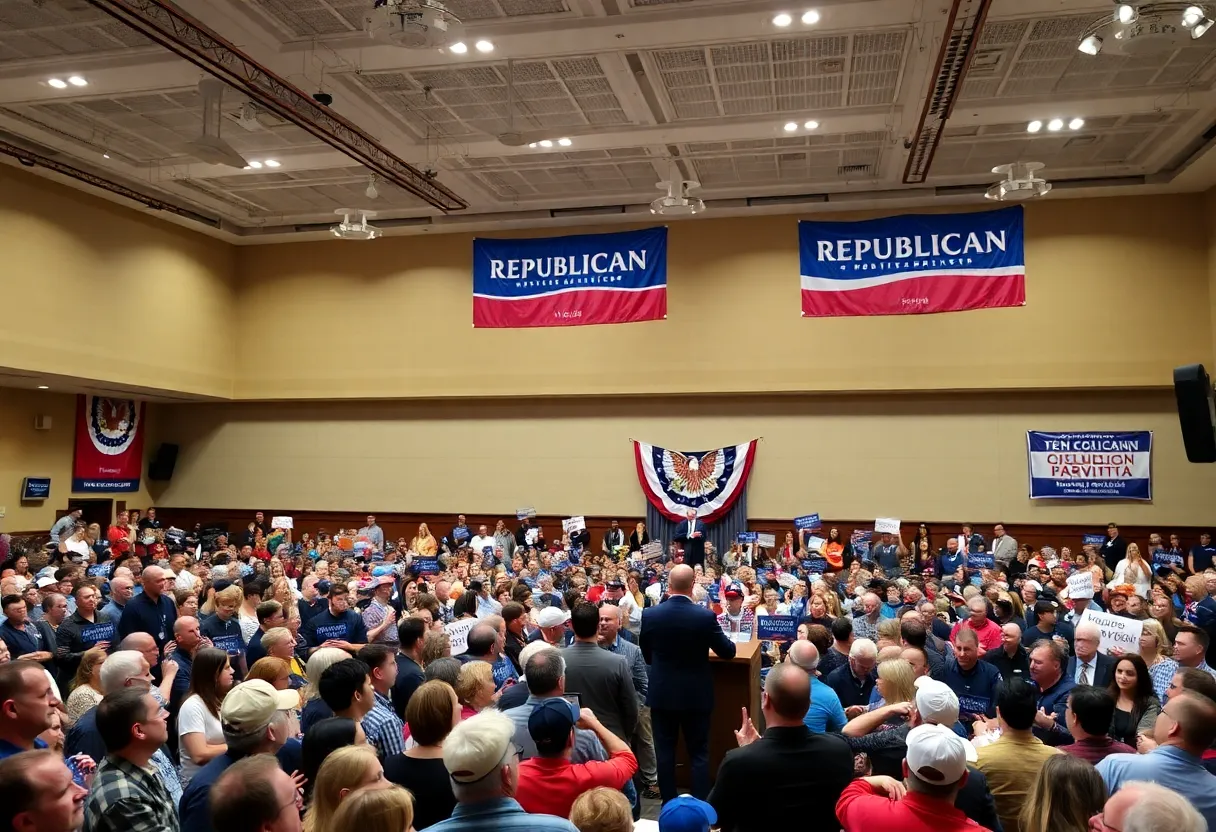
[1066,652,1115,689]
[673,519,708,562]
[640,595,735,712]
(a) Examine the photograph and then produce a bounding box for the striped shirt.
[425,797,578,832]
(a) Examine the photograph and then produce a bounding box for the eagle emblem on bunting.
[633,440,758,522]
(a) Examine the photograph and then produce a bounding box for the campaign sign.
[1082,534,1108,546]
[516,507,536,520]
[957,693,993,718]
[271,516,293,529]
[737,531,758,544]
[874,518,901,534]
[640,541,663,560]
[968,552,995,569]
[211,634,243,655]
[799,206,1025,318]
[21,477,50,500]
[446,619,477,656]
[1067,572,1095,600]
[86,563,111,578]
[1079,608,1143,655]
[562,516,586,534]
[756,533,777,548]
[806,536,826,553]
[794,513,821,531]
[79,622,115,645]
[1153,549,1184,569]
[453,526,469,542]
[756,615,798,642]
[803,557,828,574]
[851,530,872,560]
[474,227,667,328]
[413,557,440,574]
[1027,431,1152,500]
[551,557,570,572]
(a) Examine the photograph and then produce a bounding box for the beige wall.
[0,388,154,531]
[152,391,1216,525]
[0,166,236,398]
[234,194,1213,400]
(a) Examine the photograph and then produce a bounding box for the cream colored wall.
[234,194,1213,400]
[152,391,1216,525]
[0,388,154,532]
[0,166,236,398]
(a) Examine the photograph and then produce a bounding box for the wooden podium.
[675,639,762,787]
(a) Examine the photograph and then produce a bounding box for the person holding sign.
[871,524,907,577]
[673,510,707,570]
[716,584,754,639]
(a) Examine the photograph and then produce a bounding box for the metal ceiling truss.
[81,0,470,213]
[903,0,994,184]
[0,139,221,225]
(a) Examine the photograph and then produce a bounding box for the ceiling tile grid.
[450,148,658,199]
[177,164,429,217]
[247,0,573,39]
[0,0,152,63]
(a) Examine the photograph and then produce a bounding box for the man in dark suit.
[672,509,707,569]
[640,564,735,801]
[562,602,638,742]
[1066,621,1115,688]
[602,521,626,554]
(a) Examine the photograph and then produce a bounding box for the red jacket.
[950,617,1003,653]
[836,779,991,832]
[515,749,637,818]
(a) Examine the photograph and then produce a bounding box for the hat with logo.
[527,697,579,755]
[536,607,569,628]
[659,795,717,832]
[905,723,970,785]
[723,582,745,599]
[913,678,973,761]
[221,679,299,736]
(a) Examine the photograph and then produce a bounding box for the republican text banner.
[473,227,667,328]
[799,206,1025,317]
[1027,431,1152,501]
[72,395,146,493]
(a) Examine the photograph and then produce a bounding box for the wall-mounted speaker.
[1173,364,1216,463]
[148,443,179,481]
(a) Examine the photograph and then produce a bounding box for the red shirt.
[950,617,1003,653]
[836,779,990,832]
[585,585,606,604]
[515,749,637,818]
[106,525,130,556]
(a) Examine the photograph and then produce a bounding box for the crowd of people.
[0,511,1213,832]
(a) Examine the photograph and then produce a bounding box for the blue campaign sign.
[1027,431,1153,500]
[1082,534,1107,546]
[737,531,758,544]
[79,622,115,645]
[414,557,440,574]
[211,634,243,655]
[756,615,798,642]
[794,513,821,531]
[482,547,495,568]
[1153,549,1184,569]
[551,558,569,572]
[968,552,995,570]
[453,526,470,542]
[21,477,51,500]
[803,557,828,574]
[86,563,112,578]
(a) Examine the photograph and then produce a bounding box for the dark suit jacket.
[628,530,650,553]
[1066,653,1115,689]
[561,641,638,741]
[640,595,735,712]
[673,519,707,563]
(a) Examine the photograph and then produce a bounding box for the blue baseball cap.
[659,796,717,832]
[527,698,579,755]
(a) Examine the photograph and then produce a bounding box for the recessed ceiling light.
[47,78,67,89]
[804,120,819,130]
[1068,117,1084,130]
[783,121,799,131]
[1047,118,1064,131]
[67,76,87,87]
[1027,120,1042,133]
[802,10,820,24]
[539,139,553,148]
[102,152,110,159]
[449,41,468,54]
[475,40,494,53]
[37,385,48,390]
[247,160,263,168]
[557,137,572,147]
[528,142,538,148]
[264,159,281,167]
[773,13,793,27]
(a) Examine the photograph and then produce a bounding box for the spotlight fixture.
[474,40,494,52]
[1117,3,1137,23]
[264,159,281,168]
[539,139,553,147]
[365,175,379,199]
[1079,3,1213,55]
[557,137,572,147]
[804,120,819,130]
[651,165,705,216]
[449,41,468,53]
[1047,118,1064,131]
[1078,34,1103,54]
[246,160,263,168]
[1027,120,1043,133]
[67,76,87,87]
[784,121,798,131]
[1068,117,1085,130]
[102,152,110,159]
[773,13,793,26]
[1194,16,1214,35]
[47,78,68,89]
[1183,4,1205,25]
[802,10,820,24]
[528,142,537,148]
[986,161,1051,202]
[332,209,381,240]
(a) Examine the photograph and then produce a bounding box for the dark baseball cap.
[315,579,332,594]
[527,698,579,755]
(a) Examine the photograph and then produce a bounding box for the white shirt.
[177,694,224,786]
[174,569,198,592]
[616,592,641,628]
[469,535,496,555]
[1075,657,1096,685]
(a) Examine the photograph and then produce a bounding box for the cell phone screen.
[562,693,580,707]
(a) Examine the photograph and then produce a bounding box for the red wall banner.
[72,395,146,493]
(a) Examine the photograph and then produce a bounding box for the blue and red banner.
[799,206,1025,317]
[633,439,758,522]
[473,227,667,328]
[72,395,146,492]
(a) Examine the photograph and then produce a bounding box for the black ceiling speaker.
[1173,364,1216,463]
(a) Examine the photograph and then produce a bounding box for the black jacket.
[983,644,1030,681]
[54,610,114,689]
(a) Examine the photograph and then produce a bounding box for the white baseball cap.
[914,677,959,724]
[536,607,569,628]
[905,723,970,785]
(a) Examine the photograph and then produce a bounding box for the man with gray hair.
[429,710,579,832]
[1093,780,1207,832]
[502,648,607,763]
[824,637,878,716]
[852,594,883,642]
[787,640,846,733]
[1068,621,1114,688]
[177,679,299,832]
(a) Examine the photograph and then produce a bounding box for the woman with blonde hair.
[1138,616,1177,702]
[1019,753,1106,832]
[411,524,438,556]
[1113,543,1152,598]
[301,646,354,733]
[303,744,389,832]
[65,649,105,721]
[330,785,414,832]
[261,626,307,688]
[455,661,497,717]
[570,787,633,832]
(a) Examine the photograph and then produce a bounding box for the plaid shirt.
[84,755,180,832]
[1148,658,1179,702]
[363,600,399,647]
[362,691,405,759]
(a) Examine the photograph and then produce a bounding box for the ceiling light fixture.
[247,160,263,168]
[1193,16,1214,36]
[802,10,820,24]
[804,120,819,130]
[539,139,553,147]
[528,142,538,148]
[264,159,281,167]
[1080,4,1212,55]
[102,152,110,159]
[1068,117,1085,130]
[557,137,572,147]
[1078,34,1103,54]
[47,78,68,89]
[651,165,705,216]
[784,121,799,131]
[773,13,793,26]
[332,209,381,240]
[1027,120,1043,133]
[1047,118,1064,131]
[1183,5,1205,25]
[365,175,379,199]
[474,40,494,52]
[449,41,468,53]
[1117,3,1137,23]
[37,385,48,390]
[986,161,1051,202]
[67,75,87,87]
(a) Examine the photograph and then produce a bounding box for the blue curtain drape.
[645,489,748,566]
